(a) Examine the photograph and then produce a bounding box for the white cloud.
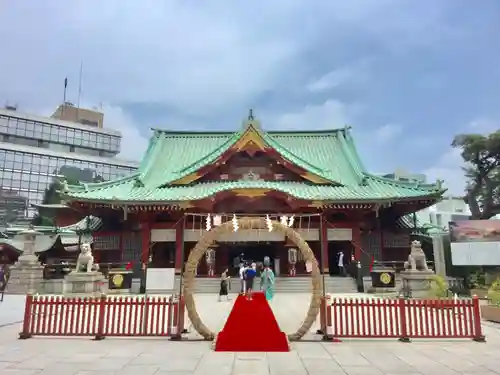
[373,123,403,143]
[0,1,455,119]
[0,1,304,117]
[307,68,357,93]
[306,59,372,93]
[100,105,149,162]
[271,100,350,130]
[423,148,466,196]
[0,1,473,179]
[422,117,499,196]
[468,118,499,133]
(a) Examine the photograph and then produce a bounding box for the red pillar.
[141,222,151,265]
[174,220,184,275]
[320,216,329,273]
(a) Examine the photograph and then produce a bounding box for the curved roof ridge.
[138,130,162,173]
[337,131,364,183]
[66,173,139,193]
[344,131,367,173]
[363,173,443,191]
[150,127,350,135]
[65,177,445,204]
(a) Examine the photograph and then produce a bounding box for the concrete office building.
[415,196,472,230]
[52,102,104,128]
[0,105,138,223]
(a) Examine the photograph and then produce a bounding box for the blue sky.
[1,0,499,195]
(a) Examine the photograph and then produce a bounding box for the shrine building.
[55,113,445,277]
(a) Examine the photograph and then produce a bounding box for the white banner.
[451,242,500,266]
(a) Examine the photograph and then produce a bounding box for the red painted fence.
[19,294,185,340]
[320,296,485,342]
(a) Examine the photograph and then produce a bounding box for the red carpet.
[214,292,289,352]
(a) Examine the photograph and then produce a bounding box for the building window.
[0,147,137,221]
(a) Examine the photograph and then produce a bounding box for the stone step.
[174,276,359,294]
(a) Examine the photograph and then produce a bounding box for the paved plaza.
[1,293,500,374]
[0,295,27,327]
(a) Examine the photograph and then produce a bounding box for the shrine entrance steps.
[324,276,358,294]
[173,276,358,294]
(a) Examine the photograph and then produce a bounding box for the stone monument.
[400,240,435,297]
[63,242,106,296]
[6,226,45,294]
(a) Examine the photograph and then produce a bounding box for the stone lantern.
[18,227,41,263]
[288,248,298,277]
[205,247,216,277]
[7,226,45,294]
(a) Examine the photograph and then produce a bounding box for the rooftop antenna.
[248,108,254,120]
[62,77,68,117]
[77,60,83,121]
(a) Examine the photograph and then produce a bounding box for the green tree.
[452,131,500,219]
[31,175,102,226]
[31,164,104,226]
[31,178,72,226]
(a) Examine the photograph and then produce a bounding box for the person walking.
[239,263,246,295]
[218,268,230,302]
[245,262,257,300]
[337,251,345,277]
[260,257,275,301]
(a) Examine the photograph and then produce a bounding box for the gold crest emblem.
[112,274,124,288]
[380,272,392,284]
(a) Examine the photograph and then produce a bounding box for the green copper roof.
[397,212,448,236]
[63,126,445,203]
[3,216,102,235]
[65,175,442,203]
[0,216,101,252]
[137,127,368,188]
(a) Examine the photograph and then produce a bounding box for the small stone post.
[6,226,45,294]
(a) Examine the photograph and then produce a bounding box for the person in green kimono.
[260,256,275,301]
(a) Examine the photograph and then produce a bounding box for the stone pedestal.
[6,254,45,294]
[63,271,106,297]
[401,270,435,298]
[42,279,64,294]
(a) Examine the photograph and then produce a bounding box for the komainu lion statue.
[75,242,99,273]
[404,240,429,272]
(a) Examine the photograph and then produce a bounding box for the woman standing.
[260,258,275,301]
[218,268,230,302]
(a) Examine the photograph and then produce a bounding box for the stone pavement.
[1,322,500,375]
[1,293,499,374]
[0,295,27,327]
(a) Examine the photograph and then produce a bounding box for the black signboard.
[370,270,395,288]
[108,271,133,290]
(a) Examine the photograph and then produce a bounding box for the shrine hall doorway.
[221,243,278,277]
[328,241,354,276]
